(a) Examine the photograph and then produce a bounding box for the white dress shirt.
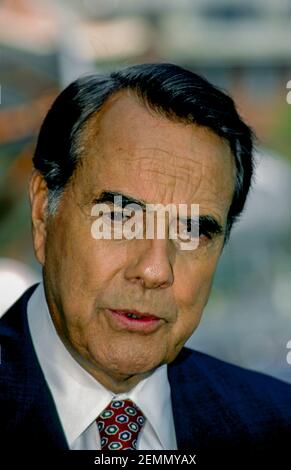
[27,282,177,450]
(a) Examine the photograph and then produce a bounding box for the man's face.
[30,92,235,390]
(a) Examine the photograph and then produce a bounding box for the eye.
[175,219,213,245]
[199,228,212,240]
[186,219,214,241]
[178,220,199,240]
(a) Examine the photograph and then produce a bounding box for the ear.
[29,170,49,266]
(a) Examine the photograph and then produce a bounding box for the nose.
[124,239,174,289]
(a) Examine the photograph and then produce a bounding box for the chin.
[98,349,164,377]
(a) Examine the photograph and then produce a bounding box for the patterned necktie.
[96,398,146,450]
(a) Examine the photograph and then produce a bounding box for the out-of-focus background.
[0,0,290,381]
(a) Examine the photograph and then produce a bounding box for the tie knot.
[96,399,146,450]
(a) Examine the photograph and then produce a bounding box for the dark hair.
[33,62,254,238]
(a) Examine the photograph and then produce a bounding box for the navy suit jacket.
[1,284,291,462]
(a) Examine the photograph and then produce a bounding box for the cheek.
[175,254,218,308]
[171,257,219,337]
[46,220,129,318]
[47,217,109,282]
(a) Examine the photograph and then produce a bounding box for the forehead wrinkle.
[112,146,233,191]
[139,167,201,187]
[131,152,227,202]
[116,150,204,182]
[94,150,229,209]
[116,146,206,168]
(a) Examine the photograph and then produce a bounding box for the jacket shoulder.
[0,284,68,450]
[175,346,291,411]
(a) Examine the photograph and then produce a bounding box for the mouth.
[105,308,163,333]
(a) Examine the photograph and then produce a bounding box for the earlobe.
[29,170,49,266]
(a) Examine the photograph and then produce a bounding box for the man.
[0,63,290,460]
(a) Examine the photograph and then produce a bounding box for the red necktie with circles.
[96,398,146,450]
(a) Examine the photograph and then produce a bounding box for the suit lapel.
[167,348,202,450]
[167,348,230,451]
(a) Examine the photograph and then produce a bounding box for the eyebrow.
[189,215,224,237]
[93,190,147,210]
[93,190,224,236]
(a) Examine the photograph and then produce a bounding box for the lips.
[110,309,159,321]
[105,308,163,333]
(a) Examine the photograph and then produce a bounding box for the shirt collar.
[27,282,174,449]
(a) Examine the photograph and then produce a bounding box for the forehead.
[75,92,235,218]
